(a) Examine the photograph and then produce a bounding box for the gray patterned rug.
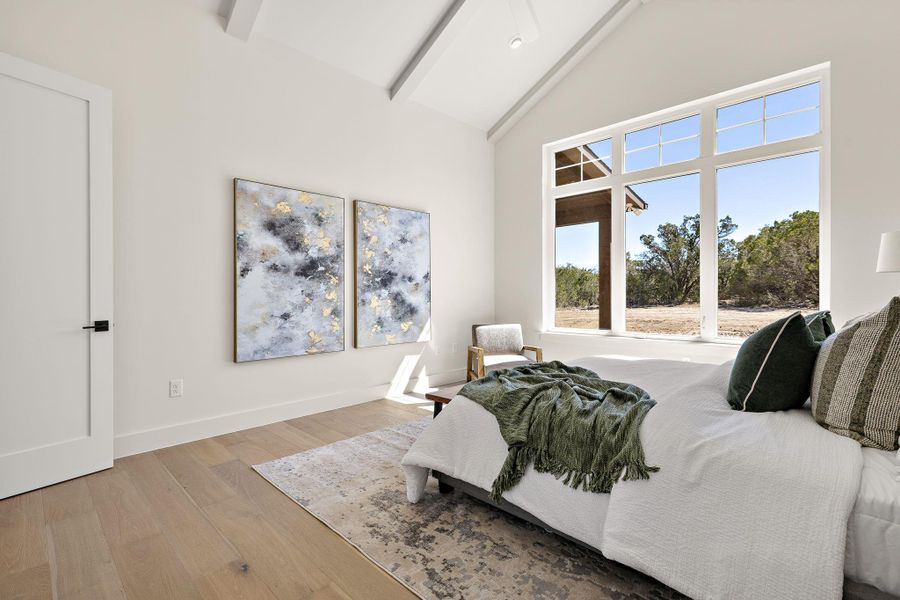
[253,418,686,600]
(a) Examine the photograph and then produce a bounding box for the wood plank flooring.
[0,399,430,600]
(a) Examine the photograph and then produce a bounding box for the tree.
[555,264,598,308]
[557,211,817,312]
[724,210,818,306]
[629,214,736,306]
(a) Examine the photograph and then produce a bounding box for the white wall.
[494,0,900,364]
[0,0,495,456]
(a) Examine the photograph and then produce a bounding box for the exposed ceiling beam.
[225,0,264,41]
[509,0,539,43]
[390,0,482,103]
[487,0,647,143]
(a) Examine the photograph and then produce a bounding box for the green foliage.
[625,214,736,307]
[723,210,819,306]
[556,264,598,308]
[557,210,819,309]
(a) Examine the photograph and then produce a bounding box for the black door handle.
[83,320,109,332]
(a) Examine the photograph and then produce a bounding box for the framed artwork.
[354,200,431,348]
[234,178,344,362]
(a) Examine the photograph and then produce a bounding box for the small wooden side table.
[424,381,466,494]
[425,382,465,418]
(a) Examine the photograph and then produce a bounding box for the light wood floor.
[0,399,431,600]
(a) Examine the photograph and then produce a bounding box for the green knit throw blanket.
[460,361,658,502]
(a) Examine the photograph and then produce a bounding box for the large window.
[545,66,828,340]
[554,190,610,329]
[716,152,820,337]
[625,174,700,335]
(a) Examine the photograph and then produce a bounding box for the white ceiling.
[195,0,623,132]
[256,0,454,90]
[409,0,618,130]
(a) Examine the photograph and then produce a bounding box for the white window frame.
[624,115,701,172]
[542,63,831,343]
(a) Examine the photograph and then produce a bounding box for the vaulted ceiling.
[193,0,646,140]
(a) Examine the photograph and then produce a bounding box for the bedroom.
[0,0,897,599]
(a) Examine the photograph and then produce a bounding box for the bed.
[402,356,900,600]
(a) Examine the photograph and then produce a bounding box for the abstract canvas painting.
[354,201,431,348]
[234,179,344,362]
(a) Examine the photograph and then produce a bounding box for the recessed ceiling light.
[509,36,523,49]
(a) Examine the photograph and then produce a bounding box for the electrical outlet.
[169,379,184,398]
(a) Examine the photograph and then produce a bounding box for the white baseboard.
[113,368,466,459]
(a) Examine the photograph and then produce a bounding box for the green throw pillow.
[804,310,836,342]
[727,312,820,412]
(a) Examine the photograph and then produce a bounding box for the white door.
[0,53,113,499]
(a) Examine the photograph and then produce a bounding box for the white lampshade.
[877,231,900,273]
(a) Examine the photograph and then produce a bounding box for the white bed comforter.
[402,357,865,600]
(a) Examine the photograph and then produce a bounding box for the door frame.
[0,52,113,498]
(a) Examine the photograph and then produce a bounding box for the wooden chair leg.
[467,346,485,381]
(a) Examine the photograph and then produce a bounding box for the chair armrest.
[522,345,543,362]
[467,346,485,381]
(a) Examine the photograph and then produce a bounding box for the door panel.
[0,75,91,456]
[0,53,113,499]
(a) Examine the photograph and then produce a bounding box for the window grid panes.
[716,82,819,154]
[546,72,826,341]
[624,115,700,172]
[554,139,612,186]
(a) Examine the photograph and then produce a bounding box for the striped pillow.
[810,296,900,451]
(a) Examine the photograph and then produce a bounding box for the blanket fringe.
[489,445,659,503]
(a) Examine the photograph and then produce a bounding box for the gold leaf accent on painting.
[317,230,332,251]
[370,296,381,308]
[305,297,313,304]
[385,334,396,344]
[371,323,381,333]
[272,201,292,215]
[377,214,388,225]
[259,245,279,262]
[363,219,373,236]
[364,249,374,260]
[363,263,372,275]
[306,347,321,354]
[327,273,339,285]
[325,289,337,301]
[322,307,332,317]
[383,248,392,256]
[331,317,340,332]
[368,235,378,247]
[308,330,322,344]
[400,321,412,332]
[299,192,312,205]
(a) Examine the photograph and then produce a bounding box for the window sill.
[541,328,744,347]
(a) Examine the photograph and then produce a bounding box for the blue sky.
[556,150,820,269]
[557,83,820,270]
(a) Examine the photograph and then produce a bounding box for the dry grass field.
[556,304,803,338]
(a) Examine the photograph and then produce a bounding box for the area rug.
[253,418,686,600]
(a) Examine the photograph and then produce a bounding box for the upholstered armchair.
[466,324,543,381]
